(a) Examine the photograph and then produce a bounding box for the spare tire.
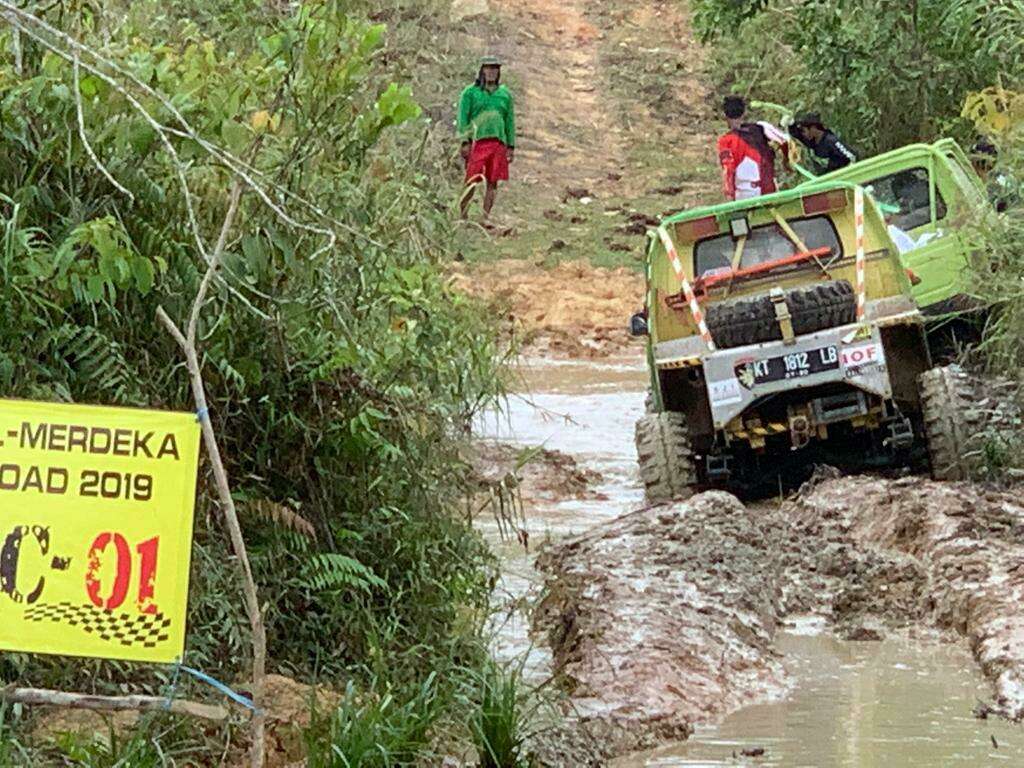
[788,280,856,336]
[705,279,856,349]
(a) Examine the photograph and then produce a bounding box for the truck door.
[864,164,968,311]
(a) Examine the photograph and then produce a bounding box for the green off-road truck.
[803,139,990,323]
[632,180,980,502]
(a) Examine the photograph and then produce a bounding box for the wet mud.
[470,440,605,506]
[536,492,788,756]
[448,260,644,358]
[793,476,1024,721]
[535,475,1024,758]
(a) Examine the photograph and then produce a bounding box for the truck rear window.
[694,216,843,278]
[864,167,947,231]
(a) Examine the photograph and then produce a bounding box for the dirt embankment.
[449,259,645,358]
[31,674,338,768]
[471,440,604,503]
[536,492,787,755]
[535,475,1024,757]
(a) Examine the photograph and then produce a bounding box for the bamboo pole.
[0,686,228,722]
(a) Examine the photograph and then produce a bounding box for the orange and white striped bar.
[854,186,866,321]
[657,226,716,351]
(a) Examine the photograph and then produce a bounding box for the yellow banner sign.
[0,400,200,663]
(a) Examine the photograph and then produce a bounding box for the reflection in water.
[479,356,1022,767]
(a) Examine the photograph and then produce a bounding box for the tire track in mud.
[534,474,1024,759]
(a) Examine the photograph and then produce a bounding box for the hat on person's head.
[793,112,825,129]
[480,55,502,67]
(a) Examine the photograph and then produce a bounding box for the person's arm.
[718,135,737,199]
[457,88,473,159]
[505,91,516,163]
[758,121,791,171]
[824,134,856,170]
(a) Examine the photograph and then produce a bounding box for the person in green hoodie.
[458,55,516,220]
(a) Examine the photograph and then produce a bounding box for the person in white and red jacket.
[717,96,789,201]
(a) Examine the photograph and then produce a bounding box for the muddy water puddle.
[616,624,1024,767]
[478,355,649,534]
[475,355,647,674]
[477,356,1024,764]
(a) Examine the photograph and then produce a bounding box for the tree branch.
[72,52,134,203]
[155,180,266,768]
[189,182,242,346]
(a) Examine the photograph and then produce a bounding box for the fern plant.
[57,325,143,405]
[303,552,388,593]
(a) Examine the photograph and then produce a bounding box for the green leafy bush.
[305,674,441,768]
[693,0,1024,154]
[0,0,500,712]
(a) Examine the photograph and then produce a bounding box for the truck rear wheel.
[634,412,697,504]
[705,280,856,349]
[918,365,982,481]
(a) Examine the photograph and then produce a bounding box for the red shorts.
[465,139,509,184]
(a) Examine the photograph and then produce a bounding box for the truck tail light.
[674,216,719,242]
[802,190,847,215]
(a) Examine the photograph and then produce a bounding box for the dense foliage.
[694,0,1024,154]
[0,0,501,731]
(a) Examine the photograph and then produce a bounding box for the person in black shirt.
[791,112,857,173]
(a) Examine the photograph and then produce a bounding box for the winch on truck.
[631,181,979,502]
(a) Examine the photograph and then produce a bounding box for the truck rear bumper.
[702,322,896,429]
[652,295,919,370]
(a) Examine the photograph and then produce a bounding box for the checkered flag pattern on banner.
[23,602,172,649]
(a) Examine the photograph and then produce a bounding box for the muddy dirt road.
[456,0,1024,764]
[474,358,1024,767]
[450,0,719,352]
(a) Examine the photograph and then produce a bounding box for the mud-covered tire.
[634,412,697,504]
[918,365,982,481]
[705,280,856,349]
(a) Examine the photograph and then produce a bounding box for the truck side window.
[694,216,843,277]
[865,167,947,231]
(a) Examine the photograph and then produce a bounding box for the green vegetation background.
[1,0,1024,765]
[0,0,520,764]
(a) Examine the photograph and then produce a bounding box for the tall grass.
[466,661,529,768]
[966,134,1024,374]
[0,704,31,766]
[305,674,441,768]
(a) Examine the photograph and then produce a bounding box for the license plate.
[736,346,840,387]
